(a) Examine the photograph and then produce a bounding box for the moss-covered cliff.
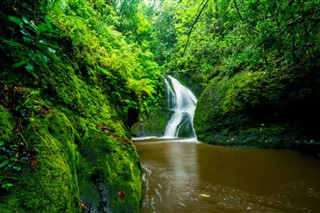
[194,70,320,148]
[0,0,163,212]
[0,90,142,212]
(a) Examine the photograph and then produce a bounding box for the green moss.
[194,72,302,148]
[0,110,81,213]
[1,1,145,211]
[77,124,141,212]
[0,86,142,212]
[131,108,168,137]
[0,105,14,141]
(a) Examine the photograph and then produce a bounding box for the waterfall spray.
[163,76,197,139]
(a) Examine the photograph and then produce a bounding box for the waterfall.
[163,76,197,139]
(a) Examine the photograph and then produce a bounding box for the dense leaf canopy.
[0,0,319,207]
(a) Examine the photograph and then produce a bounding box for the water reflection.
[135,138,320,213]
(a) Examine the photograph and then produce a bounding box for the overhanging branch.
[182,0,210,56]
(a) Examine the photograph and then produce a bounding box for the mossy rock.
[77,122,142,212]
[194,72,303,148]
[0,104,142,212]
[131,109,168,137]
[1,0,148,211]
[0,105,14,141]
[0,110,80,213]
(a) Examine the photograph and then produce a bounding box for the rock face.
[131,109,168,137]
[194,71,320,148]
[0,63,142,212]
[0,103,142,213]
[0,1,142,212]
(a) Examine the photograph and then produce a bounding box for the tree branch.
[182,0,210,56]
[233,0,244,22]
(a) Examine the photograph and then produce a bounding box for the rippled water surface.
[134,138,320,213]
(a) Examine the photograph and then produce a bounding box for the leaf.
[20,29,33,38]
[2,183,14,189]
[15,105,22,111]
[10,157,19,162]
[13,165,21,171]
[22,36,33,43]
[48,47,56,53]
[45,19,54,32]
[4,40,24,48]
[26,63,34,72]
[22,16,32,26]
[36,52,48,63]
[0,160,9,168]
[0,141,4,146]
[22,16,37,31]
[38,23,49,33]
[13,60,29,68]
[8,16,23,27]
[27,104,34,110]
[199,193,211,198]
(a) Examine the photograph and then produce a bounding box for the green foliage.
[76,121,142,212]
[0,105,19,191]
[0,0,165,211]
[148,3,177,65]
[0,109,81,213]
[3,14,59,76]
[194,69,318,147]
[147,0,320,145]
[47,0,162,119]
[151,0,319,84]
[0,105,14,142]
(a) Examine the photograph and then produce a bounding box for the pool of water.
[134,138,320,213]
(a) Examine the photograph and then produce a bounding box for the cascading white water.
[163,76,197,139]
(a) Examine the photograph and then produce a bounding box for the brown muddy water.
[134,137,320,213]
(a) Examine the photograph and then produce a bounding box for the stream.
[134,138,320,213]
[134,76,320,212]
